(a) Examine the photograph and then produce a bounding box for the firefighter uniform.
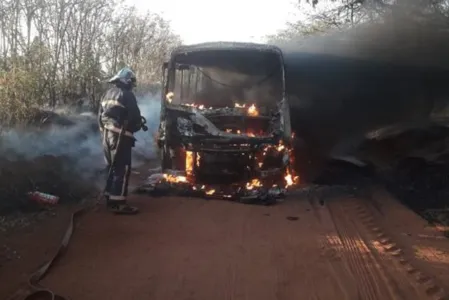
[98,67,142,214]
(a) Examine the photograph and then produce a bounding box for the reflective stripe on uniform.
[103,124,134,138]
[109,195,126,201]
[102,100,125,108]
[121,165,130,196]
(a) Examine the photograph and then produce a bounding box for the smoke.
[277,2,449,69]
[0,114,100,177]
[133,92,162,165]
[191,66,283,108]
[269,1,449,179]
[0,92,162,182]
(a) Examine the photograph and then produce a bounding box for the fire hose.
[6,197,94,300]
[9,117,149,300]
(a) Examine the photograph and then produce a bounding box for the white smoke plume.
[0,92,162,181]
[133,92,162,165]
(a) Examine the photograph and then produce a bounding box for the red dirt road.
[35,189,449,300]
[3,185,449,300]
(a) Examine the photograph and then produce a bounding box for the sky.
[126,0,301,44]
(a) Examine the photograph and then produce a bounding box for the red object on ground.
[28,191,60,205]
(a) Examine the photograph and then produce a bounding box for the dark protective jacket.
[98,85,142,137]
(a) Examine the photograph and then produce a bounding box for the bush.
[0,68,42,126]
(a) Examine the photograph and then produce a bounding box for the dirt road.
[15,186,443,300]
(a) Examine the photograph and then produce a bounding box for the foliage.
[0,0,181,125]
[267,0,449,42]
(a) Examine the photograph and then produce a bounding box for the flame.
[185,151,194,176]
[184,103,205,109]
[284,173,294,187]
[234,103,259,117]
[284,169,299,188]
[205,189,215,195]
[161,132,300,196]
[257,140,300,188]
[196,152,201,167]
[224,128,260,137]
[163,174,188,183]
[166,92,174,103]
[246,178,262,190]
[247,104,259,116]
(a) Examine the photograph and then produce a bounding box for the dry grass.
[0,68,46,127]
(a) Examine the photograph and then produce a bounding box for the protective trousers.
[102,129,133,202]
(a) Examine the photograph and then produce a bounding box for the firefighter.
[98,67,143,215]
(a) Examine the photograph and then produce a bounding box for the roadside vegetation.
[0,0,180,215]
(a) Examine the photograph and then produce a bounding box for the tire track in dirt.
[325,198,400,300]
[344,196,449,300]
[308,196,358,300]
[304,188,447,300]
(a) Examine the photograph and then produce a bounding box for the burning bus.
[155,42,297,201]
[153,40,449,196]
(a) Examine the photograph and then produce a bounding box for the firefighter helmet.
[107,67,137,87]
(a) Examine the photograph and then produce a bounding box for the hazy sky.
[126,0,300,44]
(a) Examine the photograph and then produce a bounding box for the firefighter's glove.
[140,116,148,132]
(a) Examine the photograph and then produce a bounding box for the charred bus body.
[157,42,295,188]
[158,41,449,185]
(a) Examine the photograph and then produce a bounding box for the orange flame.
[196,153,201,167]
[163,174,187,183]
[205,189,215,195]
[247,104,259,116]
[246,178,262,190]
[185,151,194,177]
[162,133,299,193]
[284,169,299,187]
[184,103,205,110]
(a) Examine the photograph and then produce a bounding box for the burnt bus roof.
[170,42,282,57]
[172,41,449,72]
[170,42,284,73]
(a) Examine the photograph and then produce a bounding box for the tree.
[0,0,181,125]
[267,0,449,42]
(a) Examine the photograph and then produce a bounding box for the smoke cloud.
[0,92,162,182]
[133,93,162,164]
[269,2,449,179]
[196,68,283,108]
[277,3,449,69]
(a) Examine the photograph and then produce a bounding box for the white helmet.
[107,67,137,87]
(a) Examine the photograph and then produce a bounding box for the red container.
[28,191,60,205]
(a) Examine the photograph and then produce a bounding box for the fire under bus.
[156,42,299,203]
